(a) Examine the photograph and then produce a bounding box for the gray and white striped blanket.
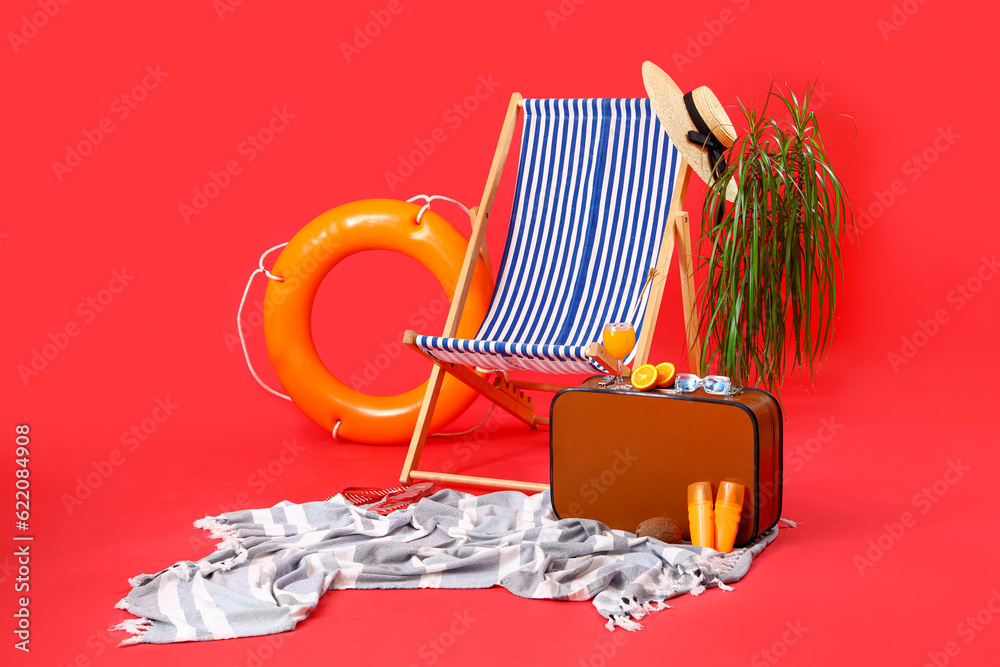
[115,490,777,644]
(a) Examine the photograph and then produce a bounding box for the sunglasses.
[673,373,733,396]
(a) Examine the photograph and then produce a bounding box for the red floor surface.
[4,1,999,665]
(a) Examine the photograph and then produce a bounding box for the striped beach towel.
[114,490,776,645]
[414,98,682,374]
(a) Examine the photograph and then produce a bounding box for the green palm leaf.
[696,80,855,396]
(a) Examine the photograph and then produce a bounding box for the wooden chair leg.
[468,206,493,276]
[400,363,447,484]
[675,212,704,375]
[400,333,550,493]
[409,470,548,493]
[634,228,676,366]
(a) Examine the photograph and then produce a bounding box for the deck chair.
[401,94,702,492]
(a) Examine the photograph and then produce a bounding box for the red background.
[3,1,999,665]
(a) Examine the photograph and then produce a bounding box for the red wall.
[3,1,998,665]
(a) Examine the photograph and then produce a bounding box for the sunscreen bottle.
[714,481,745,553]
[687,482,715,549]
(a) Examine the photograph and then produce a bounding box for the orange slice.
[655,362,676,387]
[630,364,659,391]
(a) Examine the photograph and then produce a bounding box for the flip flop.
[332,482,435,514]
[338,485,409,505]
[367,483,436,515]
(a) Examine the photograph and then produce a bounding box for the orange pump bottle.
[687,482,715,549]
[714,481,745,553]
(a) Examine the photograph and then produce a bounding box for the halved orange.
[655,362,676,387]
[630,364,659,391]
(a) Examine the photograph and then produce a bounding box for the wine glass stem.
[616,360,623,385]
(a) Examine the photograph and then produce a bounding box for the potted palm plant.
[698,82,854,394]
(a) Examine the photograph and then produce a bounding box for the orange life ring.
[262,199,493,445]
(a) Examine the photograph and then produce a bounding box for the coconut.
[636,517,683,544]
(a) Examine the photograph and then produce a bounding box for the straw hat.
[642,61,738,202]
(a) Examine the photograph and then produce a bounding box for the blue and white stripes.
[415,98,681,374]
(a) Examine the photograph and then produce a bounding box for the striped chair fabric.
[414,98,682,374]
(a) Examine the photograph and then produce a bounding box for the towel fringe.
[216,547,250,572]
[194,515,249,571]
[194,516,239,548]
[780,517,798,528]
[606,614,644,631]
[127,573,156,587]
[606,595,672,632]
[111,617,153,647]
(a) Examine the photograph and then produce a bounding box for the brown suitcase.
[549,378,782,548]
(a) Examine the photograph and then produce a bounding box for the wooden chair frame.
[400,92,703,492]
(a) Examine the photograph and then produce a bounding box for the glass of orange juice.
[602,322,635,388]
